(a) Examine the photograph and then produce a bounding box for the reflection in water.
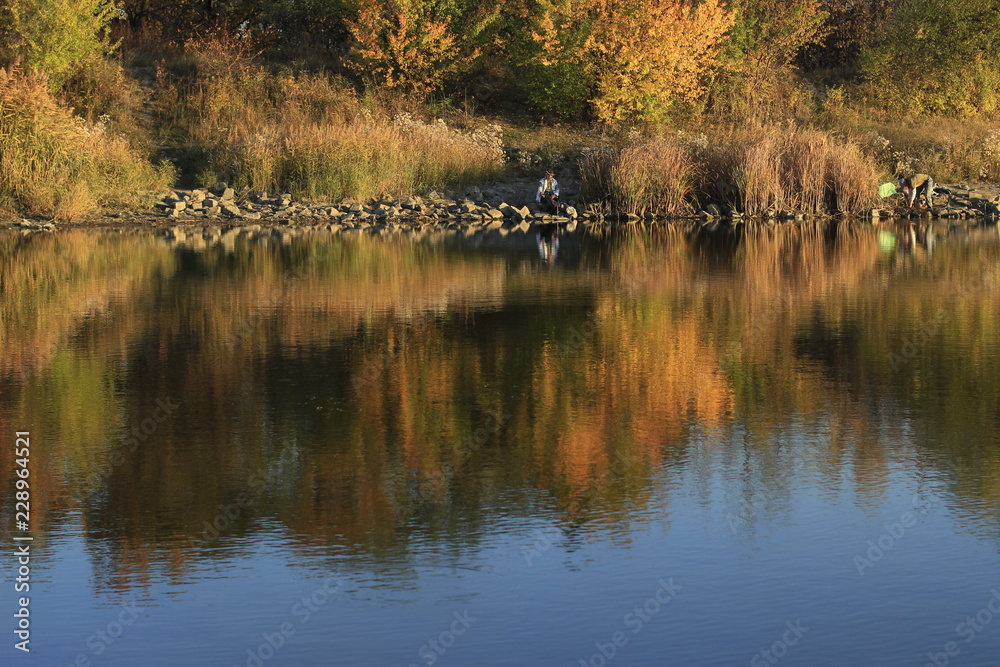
[2,221,1000,665]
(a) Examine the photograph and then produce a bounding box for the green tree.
[1,0,118,86]
[512,0,600,119]
[860,0,1000,115]
[712,0,828,121]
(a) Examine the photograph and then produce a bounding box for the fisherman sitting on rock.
[536,170,563,215]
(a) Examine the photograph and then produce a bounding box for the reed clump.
[580,125,880,217]
[0,68,173,220]
[157,37,506,201]
[579,135,697,216]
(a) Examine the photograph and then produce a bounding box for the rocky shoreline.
[6,180,1000,232]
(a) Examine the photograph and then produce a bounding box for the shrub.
[712,0,828,123]
[1,0,118,87]
[0,69,173,220]
[347,0,499,97]
[590,0,734,124]
[59,58,148,148]
[859,0,1000,116]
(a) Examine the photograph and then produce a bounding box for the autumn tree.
[589,0,734,124]
[514,0,733,123]
[347,0,500,96]
[514,0,601,119]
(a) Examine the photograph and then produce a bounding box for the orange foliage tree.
[347,0,469,95]
[589,0,735,124]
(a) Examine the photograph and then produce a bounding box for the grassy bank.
[0,69,172,220]
[5,37,1000,220]
[154,38,505,202]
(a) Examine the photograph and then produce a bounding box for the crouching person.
[536,170,563,214]
[898,173,935,209]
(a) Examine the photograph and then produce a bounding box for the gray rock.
[222,203,241,217]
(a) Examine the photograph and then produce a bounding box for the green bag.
[878,182,897,198]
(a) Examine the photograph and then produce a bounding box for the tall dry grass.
[157,37,505,201]
[0,68,173,220]
[579,136,697,216]
[580,125,880,217]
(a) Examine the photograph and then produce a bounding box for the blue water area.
[2,221,1000,666]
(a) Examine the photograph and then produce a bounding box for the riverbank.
[6,177,1000,232]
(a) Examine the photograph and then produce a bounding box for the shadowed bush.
[0,69,173,220]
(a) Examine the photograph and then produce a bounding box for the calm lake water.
[2,221,1000,666]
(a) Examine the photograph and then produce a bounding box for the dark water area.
[2,221,1000,666]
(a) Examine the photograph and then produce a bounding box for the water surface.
[2,221,1000,666]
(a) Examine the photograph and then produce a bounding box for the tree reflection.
[1,222,999,591]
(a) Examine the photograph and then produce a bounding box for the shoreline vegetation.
[4,1,1000,222]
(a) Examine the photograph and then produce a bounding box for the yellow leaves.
[522,0,734,122]
[347,1,463,95]
[591,0,735,123]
